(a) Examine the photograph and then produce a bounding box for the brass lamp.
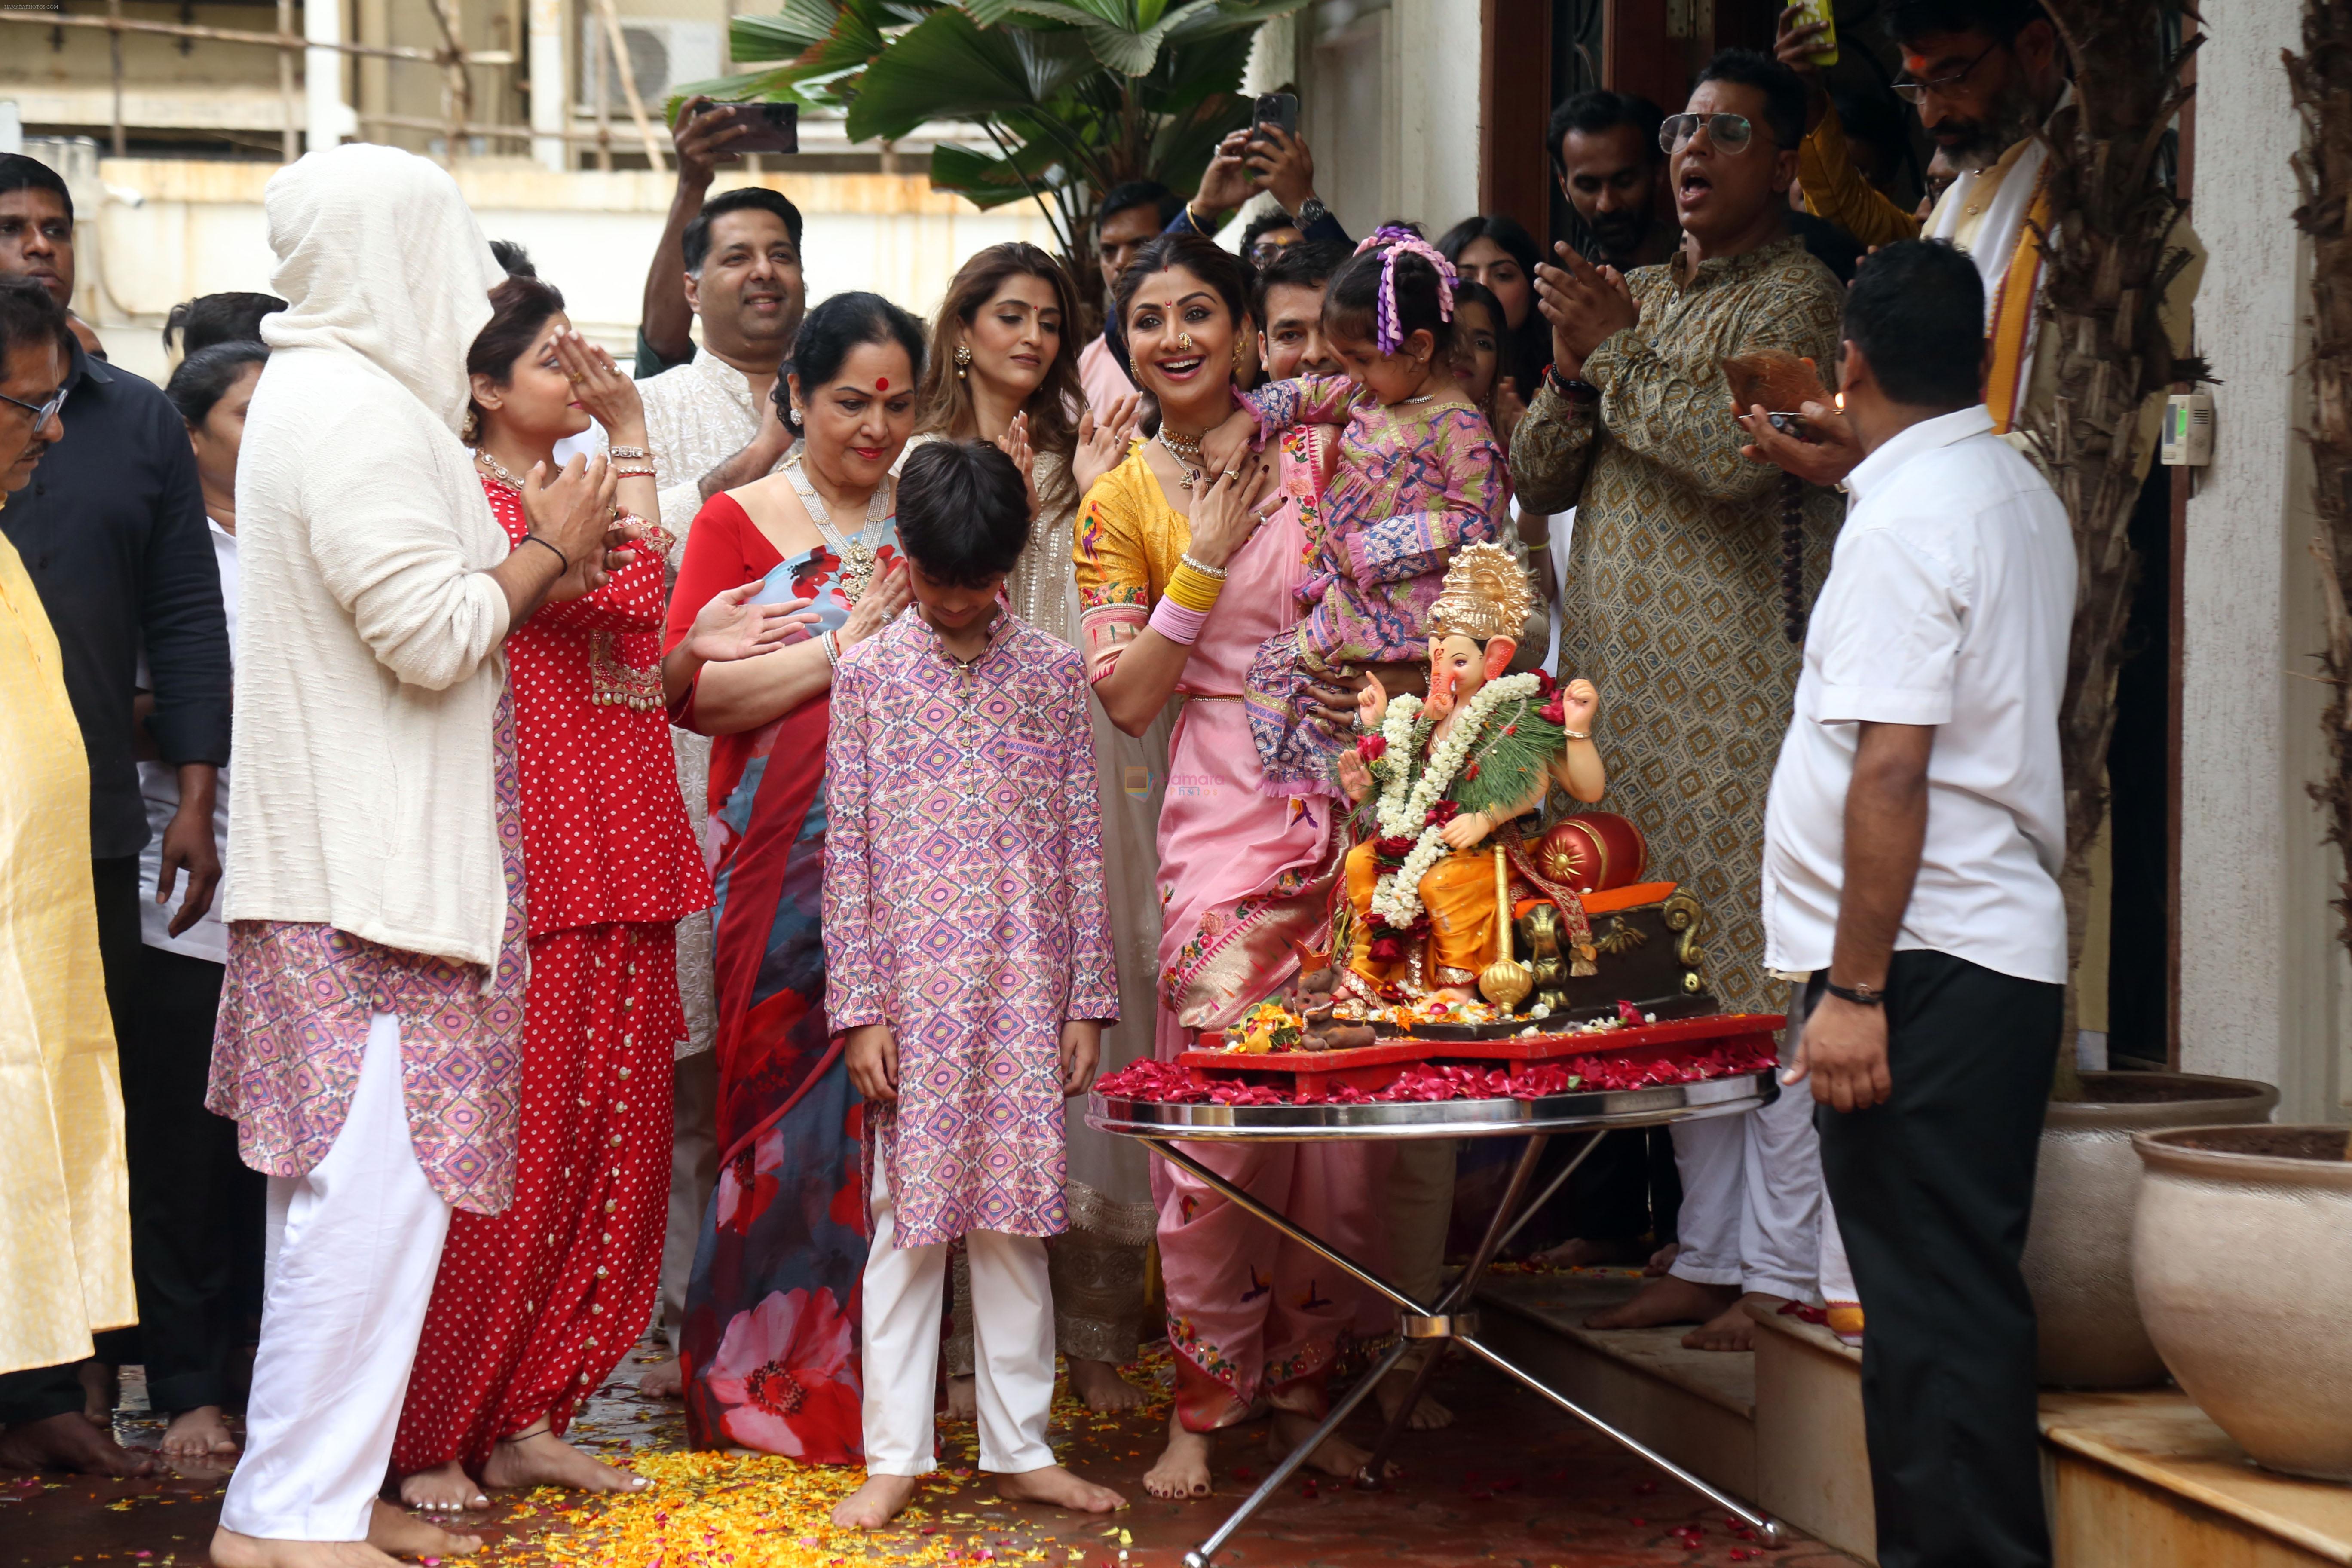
[1479,844,1534,1012]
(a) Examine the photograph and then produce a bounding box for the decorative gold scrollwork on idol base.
[1662,890,1708,995]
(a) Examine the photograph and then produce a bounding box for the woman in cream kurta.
[0,524,135,1377]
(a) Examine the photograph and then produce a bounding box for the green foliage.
[668,0,1307,266]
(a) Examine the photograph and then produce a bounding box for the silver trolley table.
[1089,1069,1790,1567]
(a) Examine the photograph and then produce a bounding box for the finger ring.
[565,371,585,385]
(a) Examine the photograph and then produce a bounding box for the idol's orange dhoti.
[1345,839,1502,988]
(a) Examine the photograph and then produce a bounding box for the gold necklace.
[1157,427,1207,490]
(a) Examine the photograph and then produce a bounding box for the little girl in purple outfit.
[1221,225,1512,796]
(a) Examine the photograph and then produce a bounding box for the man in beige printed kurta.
[1512,51,1849,1352]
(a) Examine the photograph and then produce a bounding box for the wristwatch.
[1293,196,1329,229]
[1544,363,1601,404]
[1823,978,1885,1007]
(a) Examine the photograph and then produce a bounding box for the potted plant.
[2131,1125,2352,1480]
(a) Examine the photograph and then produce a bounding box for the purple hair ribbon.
[1353,224,1458,355]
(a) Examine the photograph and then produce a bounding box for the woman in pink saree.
[1074,233,1382,1499]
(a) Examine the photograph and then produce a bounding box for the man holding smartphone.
[1176,110,1349,251]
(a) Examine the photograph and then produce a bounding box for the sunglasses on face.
[1659,112,1766,155]
[0,384,65,426]
[1247,236,1298,266]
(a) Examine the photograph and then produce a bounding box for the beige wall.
[2178,0,2350,1120]
[74,160,1057,384]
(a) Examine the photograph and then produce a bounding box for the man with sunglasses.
[1763,0,2199,481]
[1512,52,1853,1355]
[0,154,230,1472]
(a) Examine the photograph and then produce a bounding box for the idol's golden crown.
[1428,541,1534,643]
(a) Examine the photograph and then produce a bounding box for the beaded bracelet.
[1148,595,1210,646]
[607,445,654,461]
[1165,560,1225,613]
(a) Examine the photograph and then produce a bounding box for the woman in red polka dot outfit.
[393,276,815,1509]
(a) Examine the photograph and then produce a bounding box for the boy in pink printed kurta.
[824,439,1127,1530]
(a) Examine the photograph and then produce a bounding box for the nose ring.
[1178,331,1196,353]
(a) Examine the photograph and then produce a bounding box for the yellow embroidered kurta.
[1510,236,1845,1012]
[0,530,135,1375]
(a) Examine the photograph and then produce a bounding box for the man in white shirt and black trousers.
[1761,238,2072,1568]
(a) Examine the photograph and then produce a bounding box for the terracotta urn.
[2021,1071,2276,1388]
[2132,1125,2352,1481]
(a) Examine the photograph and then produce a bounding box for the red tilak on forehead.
[875,377,889,390]
[1903,52,1931,74]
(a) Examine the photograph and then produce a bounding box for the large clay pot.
[2132,1125,2352,1481]
[2021,1071,2276,1387]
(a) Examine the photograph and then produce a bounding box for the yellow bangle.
[1165,561,1225,613]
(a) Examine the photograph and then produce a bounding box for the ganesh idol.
[1335,542,1605,999]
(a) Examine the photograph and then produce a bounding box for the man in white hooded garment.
[205,144,623,1568]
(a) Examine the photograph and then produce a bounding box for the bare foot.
[0,1410,156,1476]
[1529,1236,1649,1270]
[398,1459,487,1513]
[1271,1409,1389,1482]
[637,1356,683,1399]
[831,1472,921,1529]
[944,1374,977,1420]
[76,1360,116,1427]
[998,1463,1127,1512]
[1583,1274,1738,1331]
[1644,1243,1681,1277]
[209,1529,404,1568]
[480,1428,648,1495]
[1681,1291,1786,1352]
[1375,1367,1454,1431]
[1065,1357,1149,1413]
[1142,1413,1213,1500]
[366,1500,482,1558]
[160,1404,239,1461]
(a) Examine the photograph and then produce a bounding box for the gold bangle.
[1562,727,1591,740]
[1165,561,1225,613]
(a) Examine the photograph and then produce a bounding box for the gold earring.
[954,343,973,380]
[460,407,481,444]
[1232,340,1247,371]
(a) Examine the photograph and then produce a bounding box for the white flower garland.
[1365,671,1544,930]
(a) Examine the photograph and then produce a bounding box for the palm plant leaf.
[844,6,1043,139]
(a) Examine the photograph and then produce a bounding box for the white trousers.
[220,1011,453,1542]
[861,1160,1055,1477]
[1666,984,1848,1305]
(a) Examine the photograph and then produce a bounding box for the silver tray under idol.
[1087,1066,1776,1142]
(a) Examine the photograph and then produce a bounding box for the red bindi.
[875,377,889,390]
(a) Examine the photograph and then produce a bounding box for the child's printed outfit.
[1238,374,1510,797]
[821,607,1116,1475]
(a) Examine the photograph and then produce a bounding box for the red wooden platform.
[1179,1011,1787,1098]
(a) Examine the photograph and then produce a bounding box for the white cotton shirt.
[138,518,239,962]
[1761,404,2073,985]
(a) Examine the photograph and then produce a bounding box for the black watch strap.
[1823,979,1884,1008]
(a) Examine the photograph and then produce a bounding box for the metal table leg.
[1140,1131,1784,1563]
[1355,1129,1612,1485]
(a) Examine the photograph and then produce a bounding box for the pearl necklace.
[785,453,893,605]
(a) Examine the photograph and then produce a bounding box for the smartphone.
[702,101,799,156]
[1787,0,1838,65]
[1251,92,1300,146]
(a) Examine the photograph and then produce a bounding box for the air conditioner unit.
[576,17,723,114]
